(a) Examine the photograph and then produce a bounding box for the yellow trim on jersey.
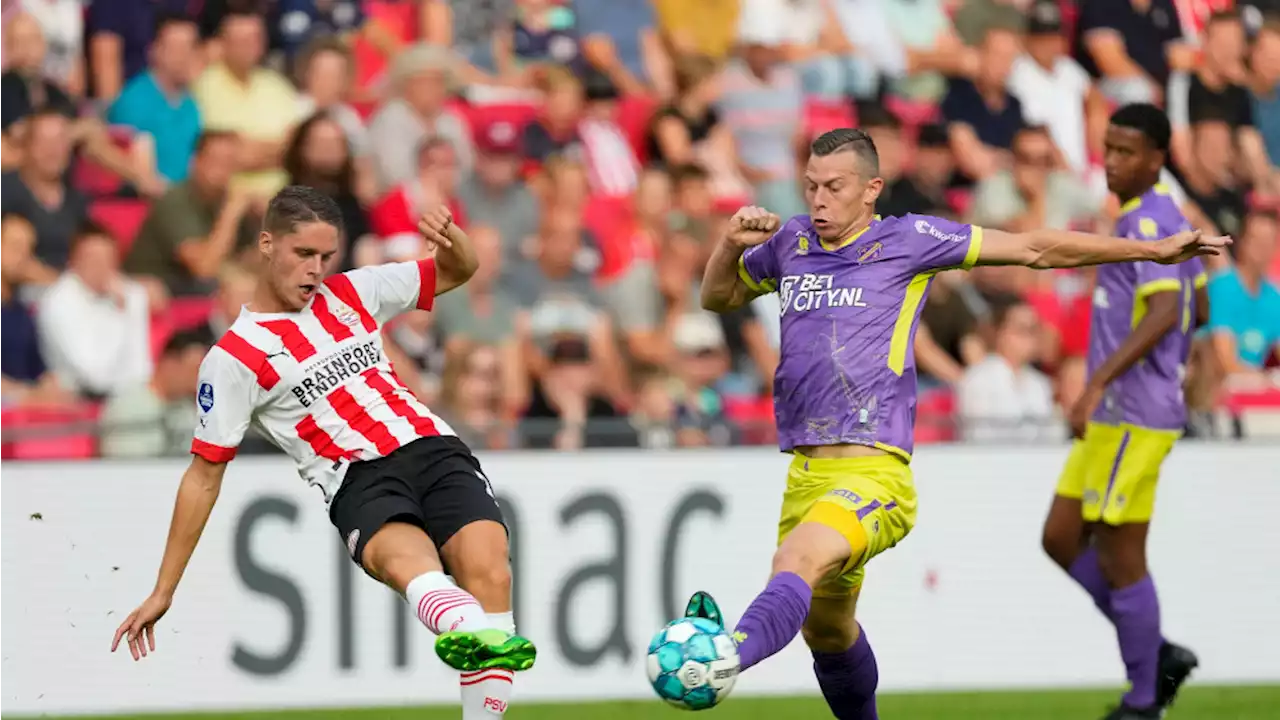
[1194,272,1207,289]
[821,216,880,252]
[1182,282,1194,333]
[737,256,777,294]
[1118,183,1170,217]
[963,226,984,269]
[873,441,912,462]
[887,272,934,376]
[1131,278,1181,328]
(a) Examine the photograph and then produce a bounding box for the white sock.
[405,572,488,634]
[459,612,517,718]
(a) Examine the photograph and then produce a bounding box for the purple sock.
[1111,576,1162,709]
[812,625,879,720]
[1068,547,1114,620]
[733,572,812,671]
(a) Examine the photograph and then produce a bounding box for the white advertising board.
[3,445,1279,716]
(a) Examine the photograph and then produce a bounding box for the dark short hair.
[1206,9,1241,26]
[154,11,196,39]
[990,295,1031,330]
[69,221,114,255]
[1110,103,1172,152]
[669,163,710,187]
[810,128,879,176]
[160,330,211,360]
[917,123,950,149]
[858,104,900,132]
[263,185,345,237]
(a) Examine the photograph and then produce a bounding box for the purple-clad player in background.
[683,127,1228,718]
[1043,104,1209,720]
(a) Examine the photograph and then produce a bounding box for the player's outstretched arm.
[110,455,228,661]
[975,227,1231,269]
[418,205,479,296]
[701,206,779,313]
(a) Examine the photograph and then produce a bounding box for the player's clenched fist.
[417,206,456,250]
[727,206,781,248]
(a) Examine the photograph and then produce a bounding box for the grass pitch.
[46,685,1280,720]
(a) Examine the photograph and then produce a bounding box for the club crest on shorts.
[198,382,215,412]
[346,529,360,558]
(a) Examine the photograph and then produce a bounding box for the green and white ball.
[646,617,740,710]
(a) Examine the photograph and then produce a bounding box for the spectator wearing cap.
[1,214,72,408]
[969,125,1101,233]
[577,69,640,199]
[522,66,585,167]
[459,116,541,272]
[87,0,196,102]
[368,43,473,193]
[1074,0,1196,107]
[943,25,1027,182]
[100,331,210,458]
[107,14,202,184]
[1009,0,1109,176]
[1170,11,1280,198]
[576,0,675,100]
[668,310,733,444]
[493,0,585,86]
[865,109,943,219]
[37,224,153,401]
[1250,16,1280,167]
[719,16,806,221]
[193,9,298,196]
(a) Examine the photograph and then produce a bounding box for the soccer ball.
[646,617,740,710]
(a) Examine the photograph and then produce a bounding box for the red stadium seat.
[803,98,857,139]
[0,403,100,460]
[71,126,135,197]
[167,297,214,330]
[915,388,956,444]
[89,198,150,256]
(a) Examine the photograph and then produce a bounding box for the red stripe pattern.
[295,415,357,462]
[328,387,400,456]
[416,258,437,311]
[310,293,354,342]
[417,589,480,633]
[191,438,237,462]
[459,669,514,686]
[324,273,378,332]
[216,330,280,389]
[257,319,318,360]
[362,368,439,437]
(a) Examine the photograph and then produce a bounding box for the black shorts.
[328,435,505,567]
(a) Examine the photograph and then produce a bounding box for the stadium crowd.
[1,0,1279,458]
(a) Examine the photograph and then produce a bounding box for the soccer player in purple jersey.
[1042,104,1210,720]
[682,126,1228,719]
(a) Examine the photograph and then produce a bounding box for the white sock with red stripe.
[405,572,488,634]
[459,612,517,718]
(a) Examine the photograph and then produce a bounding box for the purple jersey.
[739,214,982,458]
[1088,185,1205,430]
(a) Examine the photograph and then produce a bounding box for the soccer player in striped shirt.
[687,128,1227,718]
[111,186,533,718]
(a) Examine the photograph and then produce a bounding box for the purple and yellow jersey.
[1088,184,1206,431]
[738,214,983,458]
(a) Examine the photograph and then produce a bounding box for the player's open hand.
[417,206,457,252]
[727,206,781,249]
[111,592,172,661]
[1152,229,1232,264]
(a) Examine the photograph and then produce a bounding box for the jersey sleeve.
[1121,213,1184,298]
[902,214,984,273]
[338,258,438,323]
[737,224,787,294]
[191,349,256,463]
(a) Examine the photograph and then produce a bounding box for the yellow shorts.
[1055,422,1180,525]
[776,453,918,598]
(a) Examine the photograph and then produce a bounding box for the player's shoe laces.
[1156,641,1199,709]
[1100,703,1162,720]
[434,629,537,672]
[683,590,725,630]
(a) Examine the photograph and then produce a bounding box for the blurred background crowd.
[2,0,1279,459]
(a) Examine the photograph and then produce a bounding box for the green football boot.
[683,590,725,629]
[434,628,537,672]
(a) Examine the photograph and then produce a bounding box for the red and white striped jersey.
[191,259,455,501]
